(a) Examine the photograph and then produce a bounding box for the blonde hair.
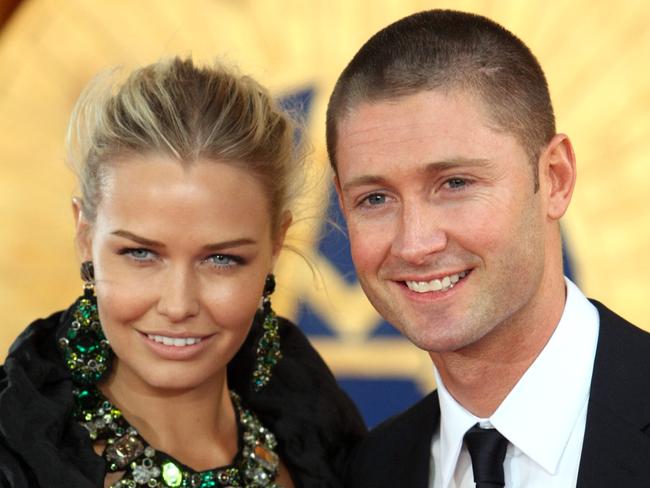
[66,57,302,235]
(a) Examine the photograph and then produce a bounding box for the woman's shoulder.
[1,309,72,404]
[0,306,104,488]
[1,309,67,388]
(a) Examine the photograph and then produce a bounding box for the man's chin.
[397,321,483,354]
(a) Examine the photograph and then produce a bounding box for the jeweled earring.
[251,274,282,391]
[58,261,112,385]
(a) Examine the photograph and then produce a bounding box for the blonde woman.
[0,58,365,488]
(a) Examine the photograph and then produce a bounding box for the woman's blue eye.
[207,254,239,267]
[125,249,154,261]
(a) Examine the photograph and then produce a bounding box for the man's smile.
[404,270,470,293]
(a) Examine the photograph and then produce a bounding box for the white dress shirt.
[430,278,600,488]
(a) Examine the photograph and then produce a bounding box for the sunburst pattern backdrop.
[1,0,649,426]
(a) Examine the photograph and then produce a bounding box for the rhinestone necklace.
[72,384,281,488]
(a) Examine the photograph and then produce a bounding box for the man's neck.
[430,280,567,418]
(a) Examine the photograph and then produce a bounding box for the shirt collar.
[434,278,599,486]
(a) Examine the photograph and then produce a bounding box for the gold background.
[1,0,649,390]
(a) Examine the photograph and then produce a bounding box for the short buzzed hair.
[326,9,555,190]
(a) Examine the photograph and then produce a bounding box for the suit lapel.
[346,390,440,488]
[577,301,650,487]
[410,392,440,486]
[383,391,440,487]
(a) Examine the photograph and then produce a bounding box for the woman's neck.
[98,360,238,471]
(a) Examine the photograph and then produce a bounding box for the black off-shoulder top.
[0,301,366,487]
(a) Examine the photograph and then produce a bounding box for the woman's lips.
[138,331,214,359]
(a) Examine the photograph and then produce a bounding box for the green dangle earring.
[251,274,282,392]
[59,261,112,384]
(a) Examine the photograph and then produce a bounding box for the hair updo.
[66,57,302,236]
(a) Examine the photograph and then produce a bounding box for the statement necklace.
[72,384,281,488]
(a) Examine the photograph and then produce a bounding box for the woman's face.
[75,155,286,393]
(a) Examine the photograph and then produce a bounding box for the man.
[326,10,650,488]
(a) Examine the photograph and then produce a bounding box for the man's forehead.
[336,90,492,150]
[333,87,530,190]
[338,88,493,134]
[334,88,524,168]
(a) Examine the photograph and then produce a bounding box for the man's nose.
[390,202,448,265]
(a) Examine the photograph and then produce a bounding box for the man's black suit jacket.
[345,301,650,487]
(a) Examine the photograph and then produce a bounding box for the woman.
[0,58,365,487]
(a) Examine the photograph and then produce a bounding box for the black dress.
[0,302,366,487]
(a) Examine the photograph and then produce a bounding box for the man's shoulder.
[579,300,650,486]
[345,391,439,488]
[588,299,650,423]
[591,299,650,362]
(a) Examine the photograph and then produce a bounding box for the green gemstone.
[200,471,218,487]
[77,389,92,403]
[162,461,183,487]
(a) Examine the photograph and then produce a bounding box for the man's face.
[335,89,553,353]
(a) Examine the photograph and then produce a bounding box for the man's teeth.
[406,271,468,293]
[147,334,203,347]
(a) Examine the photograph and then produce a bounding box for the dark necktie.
[463,424,509,488]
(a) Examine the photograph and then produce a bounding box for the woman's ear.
[72,197,93,261]
[271,210,292,268]
[539,133,577,220]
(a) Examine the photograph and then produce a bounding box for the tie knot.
[463,424,509,487]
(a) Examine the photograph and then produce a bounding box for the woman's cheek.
[206,281,263,331]
[95,281,155,331]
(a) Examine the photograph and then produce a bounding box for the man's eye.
[446,178,467,189]
[365,193,386,205]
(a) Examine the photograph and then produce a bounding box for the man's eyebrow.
[341,157,492,192]
[422,157,492,173]
[110,230,257,251]
[341,175,387,193]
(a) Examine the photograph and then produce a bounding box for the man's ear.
[72,197,93,261]
[270,210,293,269]
[539,133,576,220]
